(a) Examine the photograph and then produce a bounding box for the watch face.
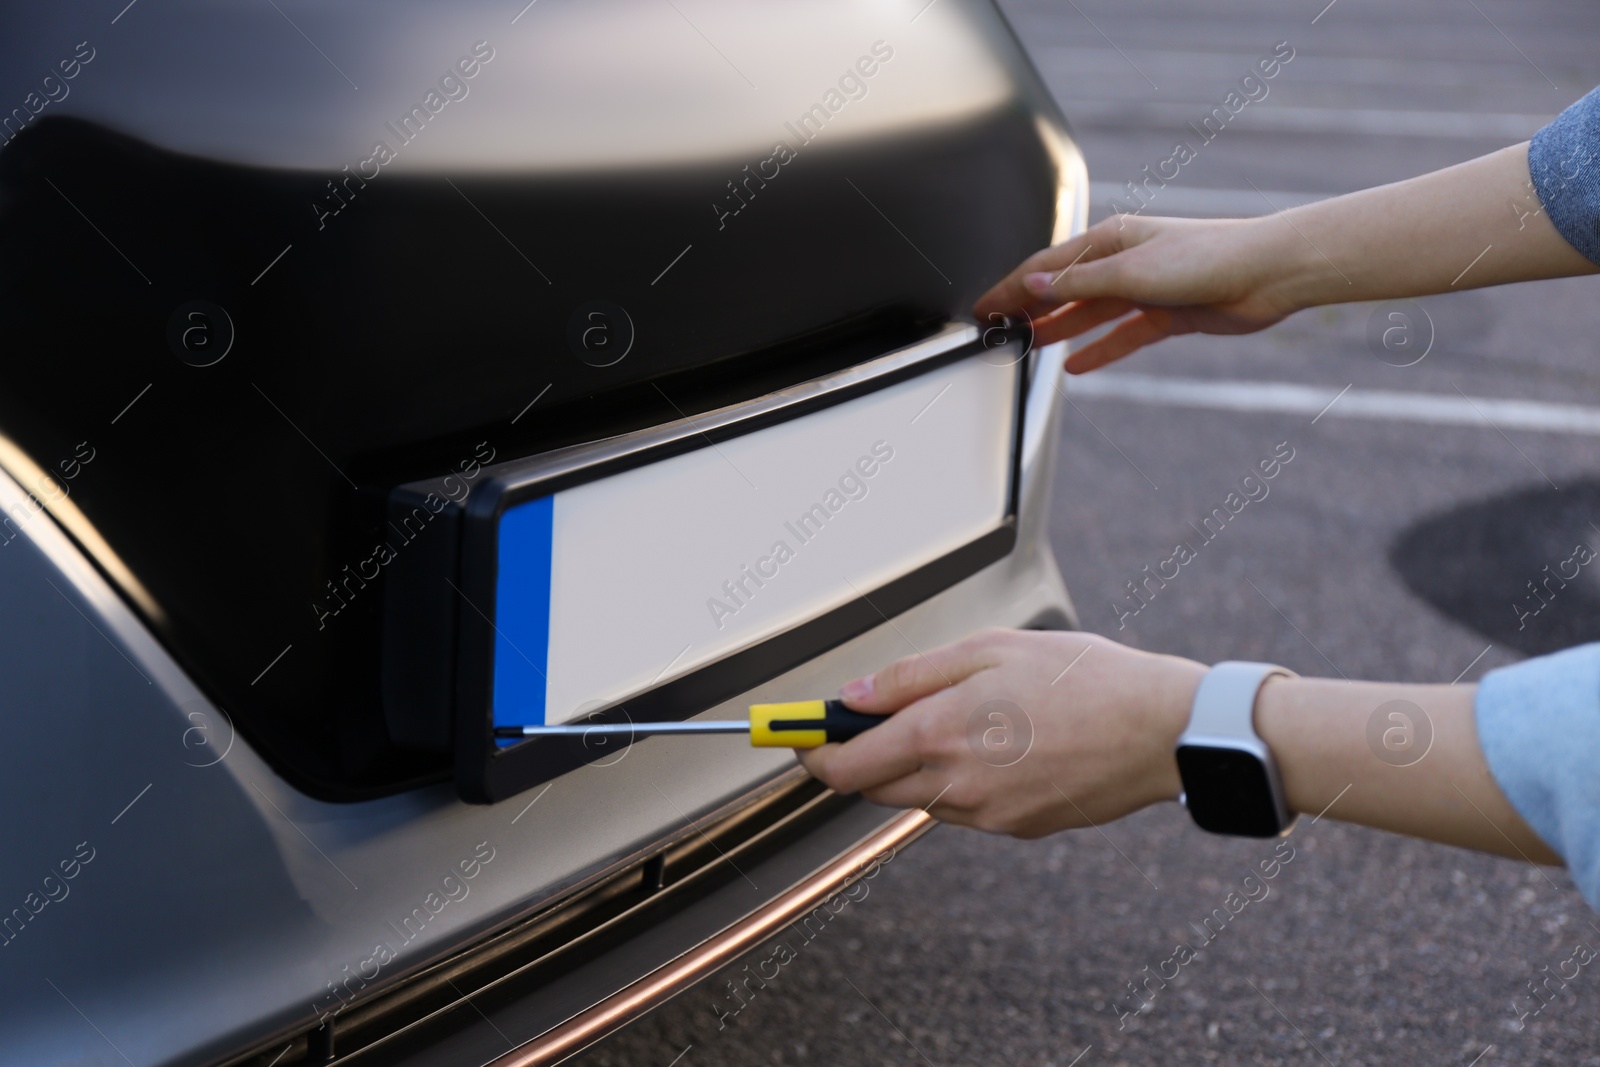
[1176,745,1285,837]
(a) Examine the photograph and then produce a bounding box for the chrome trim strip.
[484,809,936,1067]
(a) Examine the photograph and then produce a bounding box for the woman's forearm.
[1262,142,1598,312]
[1255,676,1561,864]
[976,141,1599,371]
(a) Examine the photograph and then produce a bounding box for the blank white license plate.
[490,348,1019,730]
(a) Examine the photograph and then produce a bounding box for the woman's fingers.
[797,683,969,795]
[1063,310,1175,374]
[835,631,1003,713]
[974,216,1294,368]
[973,225,1127,318]
[796,713,925,796]
[861,766,966,817]
[800,629,1207,840]
[802,631,1018,795]
[1029,297,1138,347]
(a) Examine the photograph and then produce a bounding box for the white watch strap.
[1184,661,1296,742]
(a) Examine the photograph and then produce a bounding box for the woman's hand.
[976,144,1600,375]
[802,629,1560,864]
[974,214,1303,374]
[797,629,1206,838]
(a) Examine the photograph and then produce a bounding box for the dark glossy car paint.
[0,2,1084,1064]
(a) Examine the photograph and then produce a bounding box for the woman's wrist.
[1254,676,1354,818]
[1141,654,1206,805]
[1239,212,1334,317]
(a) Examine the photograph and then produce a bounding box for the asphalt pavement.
[578,2,1600,1064]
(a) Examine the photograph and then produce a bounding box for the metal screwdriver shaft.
[495,721,751,738]
[491,700,884,748]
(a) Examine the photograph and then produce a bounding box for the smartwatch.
[1175,661,1297,837]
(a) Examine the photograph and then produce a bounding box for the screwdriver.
[491,699,883,748]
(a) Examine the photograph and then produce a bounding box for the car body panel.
[0,1,1084,1063]
[0,0,1079,801]
[0,344,1071,1064]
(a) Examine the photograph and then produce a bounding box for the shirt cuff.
[1528,86,1600,266]
[1476,643,1600,910]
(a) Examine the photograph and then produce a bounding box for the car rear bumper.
[0,349,1074,1067]
[493,808,933,1067]
[306,347,1077,1061]
[308,773,935,1067]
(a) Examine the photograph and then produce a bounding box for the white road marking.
[1067,373,1600,436]
[1310,383,1353,424]
[1063,0,1159,90]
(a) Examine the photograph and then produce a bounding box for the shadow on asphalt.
[1390,479,1600,657]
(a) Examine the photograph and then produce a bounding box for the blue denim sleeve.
[1475,643,1600,910]
[1528,86,1600,266]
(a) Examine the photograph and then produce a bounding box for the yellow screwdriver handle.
[748,700,884,748]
